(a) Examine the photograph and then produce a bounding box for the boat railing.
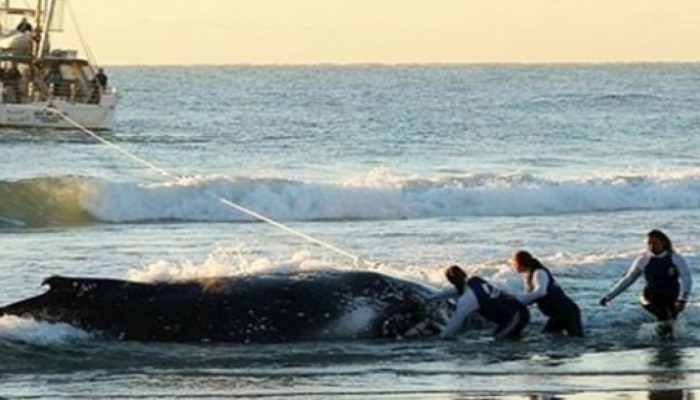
[0,78,117,105]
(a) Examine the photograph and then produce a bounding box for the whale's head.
[380,291,447,338]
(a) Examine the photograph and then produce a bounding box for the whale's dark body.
[0,270,440,343]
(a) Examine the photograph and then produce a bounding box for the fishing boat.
[0,0,117,130]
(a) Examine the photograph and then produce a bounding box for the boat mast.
[31,0,41,61]
[37,0,56,60]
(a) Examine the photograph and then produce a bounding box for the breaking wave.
[3,169,700,228]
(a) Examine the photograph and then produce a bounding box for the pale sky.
[57,0,700,65]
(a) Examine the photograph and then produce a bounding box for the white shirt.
[603,251,693,302]
[427,285,480,339]
[515,269,550,305]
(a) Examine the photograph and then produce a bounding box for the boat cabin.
[0,0,101,105]
[0,52,100,104]
[0,0,118,130]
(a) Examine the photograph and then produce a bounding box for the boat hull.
[0,94,118,130]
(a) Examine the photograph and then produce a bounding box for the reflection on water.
[648,390,689,400]
[647,344,692,400]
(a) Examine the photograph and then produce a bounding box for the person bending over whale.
[427,265,529,339]
[600,229,692,339]
[509,250,583,337]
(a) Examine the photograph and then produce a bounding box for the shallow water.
[1,64,700,398]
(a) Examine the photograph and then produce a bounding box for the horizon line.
[96,60,700,68]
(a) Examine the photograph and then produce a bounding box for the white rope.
[49,107,372,266]
[49,108,173,177]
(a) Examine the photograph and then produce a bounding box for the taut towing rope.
[46,107,376,268]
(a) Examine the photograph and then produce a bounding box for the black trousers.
[542,303,584,337]
[540,298,584,337]
[642,294,679,321]
[493,303,530,339]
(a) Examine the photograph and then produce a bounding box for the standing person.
[16,17,32,33]
[427,265,529,339]
[599,230,692,338]
[45,64,65,97]
[94,68,108,90]
[90,68,108,103]
[509,250,583,337]
[3,62,21,103]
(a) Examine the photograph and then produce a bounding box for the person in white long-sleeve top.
[600,229,692,339]
[427,265,529,339]
[510,250,583,337]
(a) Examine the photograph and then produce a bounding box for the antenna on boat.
[36,0,48,58]
[44,107,378,269]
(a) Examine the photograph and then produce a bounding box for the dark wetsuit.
[642,253,682,321]
[521,267,583,337]
[16,20,32,33]
[432,276,529,339]
[95,72,108,89]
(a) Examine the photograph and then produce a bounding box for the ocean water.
[1,64,700,399]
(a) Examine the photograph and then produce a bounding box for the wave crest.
[0,176,99,228]
[3,170,700,228]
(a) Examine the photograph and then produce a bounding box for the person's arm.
[515,270,550,305]
[672,252,693,301]
[440,289,479,339]
[601,256,646,303]
[425,286,458,303]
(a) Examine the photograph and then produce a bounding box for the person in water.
[599,229,692,338]
[427,265,529,339]
[509,250,583,337]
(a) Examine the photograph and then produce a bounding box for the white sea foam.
[326,300,379,338]
[0,316,92,345]
[126,247,343,282]
[77,168,700,224]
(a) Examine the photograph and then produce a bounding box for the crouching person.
[428,265,529,339]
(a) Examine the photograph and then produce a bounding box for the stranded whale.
[0,270,445,343]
